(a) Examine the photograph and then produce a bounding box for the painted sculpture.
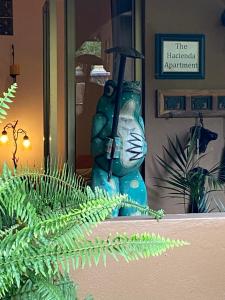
[91,80,147,216]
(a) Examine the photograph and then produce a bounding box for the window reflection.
[75,0,133,182]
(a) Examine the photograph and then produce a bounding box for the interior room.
[1,0,225,299]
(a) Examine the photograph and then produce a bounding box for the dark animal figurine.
[190,125,218,154]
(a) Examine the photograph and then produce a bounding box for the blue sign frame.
[155,34,205,79]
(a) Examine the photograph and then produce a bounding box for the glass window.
[75,0,135,181]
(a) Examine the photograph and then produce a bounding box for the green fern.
[0,164,188,299]
[14,162,88,213]
[0,83,17,122]
[6,275,78,300]
[0,230,187,298]
[30,275,76,300]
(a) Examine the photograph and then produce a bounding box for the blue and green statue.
[91,80,147,216]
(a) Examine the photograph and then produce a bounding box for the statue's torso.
[117,101,145,170]
[95,99,146,176]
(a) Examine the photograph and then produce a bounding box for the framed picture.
[0,0,13,17]
[0,18,13,35]
[155,34,205,79]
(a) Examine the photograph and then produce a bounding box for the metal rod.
[108,55,126,181]
[12,44,15,64]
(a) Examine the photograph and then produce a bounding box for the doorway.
[74,0,136,181]
[43,0,144,176]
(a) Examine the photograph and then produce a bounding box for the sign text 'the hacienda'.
[163,41,199,72]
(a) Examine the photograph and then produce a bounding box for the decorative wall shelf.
[157,89,225,118]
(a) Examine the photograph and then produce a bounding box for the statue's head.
[97,80,142,115]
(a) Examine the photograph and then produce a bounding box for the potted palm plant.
[156,133,223,213]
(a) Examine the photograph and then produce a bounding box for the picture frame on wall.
[155,34,205,79]
[0,0,13,35]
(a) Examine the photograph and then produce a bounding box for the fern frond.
[34,276,69,300]
[0,166,39,229]
[6,275,77,300]
[0,224,20,239]
[120,199,164,220]
[15,163,88,213]
[0,163,87,229]
[0,191,126,270]
[0,232,188,297]
[34,189,127,251]
[59,233,188,268]
[0,83,17,122]
[0,162,85,213]
[85,295,94,300]
[0,188,39,228]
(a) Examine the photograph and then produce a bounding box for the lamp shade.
[22,135,31,148]
[0,130,9,143]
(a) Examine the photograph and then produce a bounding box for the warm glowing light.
[22,135,31,148]
[0,131,9,143]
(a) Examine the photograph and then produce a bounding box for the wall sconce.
[0,120,31,169]
[10,44,20,83]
